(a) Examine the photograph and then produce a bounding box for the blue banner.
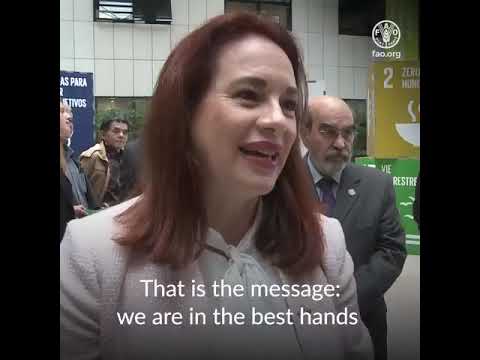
[60,71,95,156]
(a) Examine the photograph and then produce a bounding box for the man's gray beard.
[320,155,351,178]
[321,161,344,177]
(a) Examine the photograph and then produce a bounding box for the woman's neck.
[205,190,259,247]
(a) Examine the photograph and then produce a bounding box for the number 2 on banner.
[384,67,393,88]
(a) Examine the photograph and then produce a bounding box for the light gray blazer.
[60,198,373,360]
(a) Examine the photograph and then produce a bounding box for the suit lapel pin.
[348,188,356,196]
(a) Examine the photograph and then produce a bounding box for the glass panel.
[259,3,289,28]
[339,0,385,36]
[97,0,133,21]
[225,1,291,30]
[225,1,257,13]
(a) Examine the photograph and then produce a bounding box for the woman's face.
[191,35,298,198]
[60,107,73,141]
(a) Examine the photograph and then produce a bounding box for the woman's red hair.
[115,12,325,276]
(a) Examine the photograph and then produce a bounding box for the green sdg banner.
[355,157,420,255]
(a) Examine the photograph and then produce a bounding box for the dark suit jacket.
[304,156,407,320]
[118,137,142,202]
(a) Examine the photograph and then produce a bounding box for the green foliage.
[94,101,146,142]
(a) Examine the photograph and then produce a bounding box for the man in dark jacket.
[301,96,407,360]
[118,136,143,202]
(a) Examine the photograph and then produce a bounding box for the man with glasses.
[300,96,406,360]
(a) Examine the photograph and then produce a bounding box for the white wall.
[59,0,375,158]
[61,0,370,99]
[291,0,370,99]
[60,0,224,97]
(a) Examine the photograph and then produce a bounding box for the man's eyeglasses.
[317,124,357,141]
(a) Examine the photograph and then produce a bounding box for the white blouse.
[60,197,373,360]
[199,205,304,359]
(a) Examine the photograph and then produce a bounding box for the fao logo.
[372,20,401,49]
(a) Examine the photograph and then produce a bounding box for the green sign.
[355,157,420,255]
[367,61,420,158]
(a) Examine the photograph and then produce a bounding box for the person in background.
[301,96,406,360]
[60,102,75,242]
[60,12,373,360]
[413,170,420,231]
[118,135,143,202]
[60,102,98,225]
[80,118,129,207]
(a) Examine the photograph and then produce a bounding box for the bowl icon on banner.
[395,123,420,147]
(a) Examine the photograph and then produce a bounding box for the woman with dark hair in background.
[60,12,372,360]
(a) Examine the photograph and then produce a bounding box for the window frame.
[225,0,292,31]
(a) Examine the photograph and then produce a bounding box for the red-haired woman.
[60,12,372,360]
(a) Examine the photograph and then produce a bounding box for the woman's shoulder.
[61,197,139,259]
[60,197,142,304]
